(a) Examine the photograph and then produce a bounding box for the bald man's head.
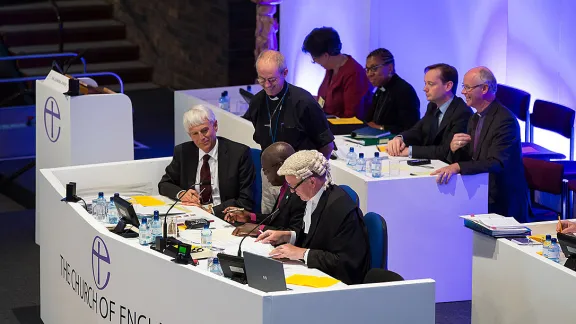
[256,50,288,96]
[462,66,497,111]
[261,142,295,186]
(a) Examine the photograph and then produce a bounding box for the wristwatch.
[379,126,385,131]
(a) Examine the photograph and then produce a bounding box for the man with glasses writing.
[256,150,370,285]
[364,48,420,134]
[432,67,530,222]
[159,105,256,219]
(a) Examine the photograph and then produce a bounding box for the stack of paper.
[461,214,531,237]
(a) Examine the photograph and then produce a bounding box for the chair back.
[531,100,575,140]
[364,212,388,269]
[339,184,359,204]
[250,148,262,213]
[496,84,530,121]
[523,157,564,194]
[363,268,403,284]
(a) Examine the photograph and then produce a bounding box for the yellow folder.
[130,196,166,207]
[327,117,364,125]
[285,274,340,288]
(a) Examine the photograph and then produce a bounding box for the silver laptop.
[243,251,289,292]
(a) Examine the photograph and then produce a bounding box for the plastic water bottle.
[150,210,162,242]
[94,192,108,222]
[209,258,224,276]
[372,152,382,178]
[355,153,366,172]
[346,147,357,167]
[107,197,118,224]
[543,234,552,258]
[139,217,150,246]
[201,223,212,249]
[218,91,230,112]
[549,238,560,263]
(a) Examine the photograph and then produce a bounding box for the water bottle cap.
[221,91,228,97]
[212,258,219,264]
[98,192,104,197]
[374,152,380,157]
[551,238,557,243]
[109,197,114,202]
[546,234,552,239]
[153,210,159,217]
[359,153,364,158]
[349,147,354,152]
[203,223,209,229]
[114,193,120,197]
[247,85,252,91]
[141,217,147,224]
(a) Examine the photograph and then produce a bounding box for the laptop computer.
[243,251,289,292]
[239,88,254,105]
[217,253,248,284]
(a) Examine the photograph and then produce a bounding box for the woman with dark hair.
[302,27,372,119]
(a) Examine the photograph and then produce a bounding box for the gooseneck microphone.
[237,205,282,257]
[158,181,211,251]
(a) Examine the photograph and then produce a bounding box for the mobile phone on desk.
[407,159,431,166]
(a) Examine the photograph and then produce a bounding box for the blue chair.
[250,148,262,213]
[339,184,359,205]
[364,212,388,269]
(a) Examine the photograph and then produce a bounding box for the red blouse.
[317,55,373,119]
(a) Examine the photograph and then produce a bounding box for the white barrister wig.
[277,150,332,186]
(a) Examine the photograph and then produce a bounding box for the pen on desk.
[409,173,418,176]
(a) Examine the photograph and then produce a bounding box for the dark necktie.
[473,114,485,155]
[429,109,441,137]
[200,154,212,204]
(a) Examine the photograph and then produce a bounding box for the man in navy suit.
[387,63,473,162]
[158,105,256,218]
[432,67,530,222]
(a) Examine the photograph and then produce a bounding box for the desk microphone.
[157,181,211,252]
[236,202,285,257]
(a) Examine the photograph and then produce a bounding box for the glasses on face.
[257,77,279,85]
[287,177,309,192]
[365,64,385,74]
[461,83,485,92]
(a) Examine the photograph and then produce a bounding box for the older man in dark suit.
[256,150,370,285]
[387,63,473,162]
[432,66,530,222]
[158,105,256,218]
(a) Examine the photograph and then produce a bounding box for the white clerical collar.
[268,95,280,101]
[379,87,386,92]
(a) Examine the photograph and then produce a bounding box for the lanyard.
[266,87,288,143]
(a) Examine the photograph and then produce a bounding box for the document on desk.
[133,205,185,216]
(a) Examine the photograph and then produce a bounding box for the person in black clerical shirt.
[432,66,530,222]
[158,104,256,219]
[387,63,473,161]
[256,150,371,285]
[243,50,335,159]
[364,48,420,134]
[243,49,336,214]
[223,142,305,236]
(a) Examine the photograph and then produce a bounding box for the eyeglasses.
[461,83,485,92]
[287,177,309,192]
[257,77,279,85]
[365,64,385,73]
